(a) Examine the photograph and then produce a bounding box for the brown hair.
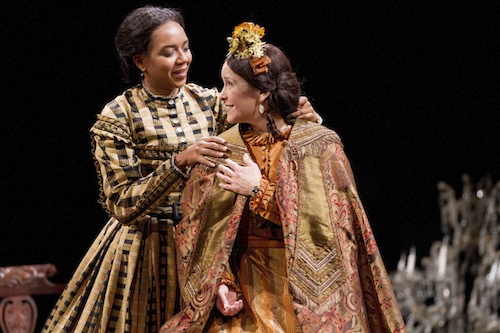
[226,44,301,139]
[114,6,185,83]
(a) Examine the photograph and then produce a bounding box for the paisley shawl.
[160,120,406,333]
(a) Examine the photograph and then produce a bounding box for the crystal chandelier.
[390,174,499,333]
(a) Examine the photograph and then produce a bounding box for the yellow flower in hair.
[227,22,267,59]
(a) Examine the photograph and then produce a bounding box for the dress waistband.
[148,202,182,224]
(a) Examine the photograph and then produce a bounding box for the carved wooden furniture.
[0,264,66,333]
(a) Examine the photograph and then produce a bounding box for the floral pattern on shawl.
[160,120,406,333]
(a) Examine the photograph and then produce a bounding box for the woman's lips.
[173,68,188,79]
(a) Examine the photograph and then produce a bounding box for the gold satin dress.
[205,127,300,333]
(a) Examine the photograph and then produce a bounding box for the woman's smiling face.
[134,21,192,96]
[220,61,268,129]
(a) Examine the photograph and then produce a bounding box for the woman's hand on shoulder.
[291,96,323,124]
[175,136,227,169]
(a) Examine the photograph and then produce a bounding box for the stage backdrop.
[1,1,499,331]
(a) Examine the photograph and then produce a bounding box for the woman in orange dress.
[161,23,406,332]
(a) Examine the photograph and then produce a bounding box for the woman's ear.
[259,91,270,104]
[133,54,146,72]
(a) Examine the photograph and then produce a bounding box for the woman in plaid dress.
[42,6,318,333]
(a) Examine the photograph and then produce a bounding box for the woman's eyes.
[162,48,190,57]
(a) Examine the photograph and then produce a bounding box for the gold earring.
[259,104,265,115]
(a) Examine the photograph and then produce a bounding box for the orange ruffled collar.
[242,125,291,146]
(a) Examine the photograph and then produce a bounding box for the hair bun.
[276,72,299,93]
[273,71,301,116]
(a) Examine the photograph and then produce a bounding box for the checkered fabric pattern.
[42,83,229,332]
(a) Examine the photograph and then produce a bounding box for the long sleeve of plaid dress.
[90,84,228,225]
[41,83,229,333]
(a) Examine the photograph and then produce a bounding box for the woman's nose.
[177,50,189,63]
[220,87,227,100]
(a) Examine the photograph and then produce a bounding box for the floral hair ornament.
[227,22,272,75]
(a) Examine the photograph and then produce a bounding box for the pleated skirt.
[42,216,177,333]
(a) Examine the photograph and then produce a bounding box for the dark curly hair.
[226,44,301,139]
[114,6,185,83]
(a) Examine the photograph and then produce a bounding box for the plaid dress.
[42,84,228,333]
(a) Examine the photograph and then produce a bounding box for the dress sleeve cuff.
[219,271,242,298]
[249,177,275,214]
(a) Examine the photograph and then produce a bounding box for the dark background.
[2,1,499,330]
